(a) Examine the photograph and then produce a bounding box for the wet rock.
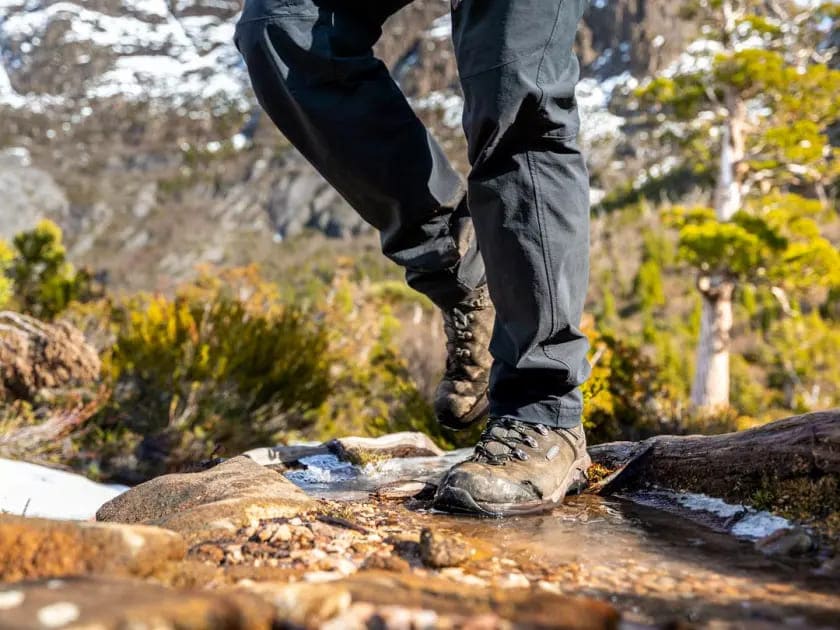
[419,527,473,569]
[328,432,445,465]
[755,528,814,557]
[0,515,185,583]
[0,312,100,403]
[241,571,620,629]
[0,577,274,629]
[243,443,330,467]
[374,480,437,500]
[96,456,314,542]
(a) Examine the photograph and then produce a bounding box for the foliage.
[4,220,92,319]
[59,266,468,480]
[0,240,13,309]
[77,267,330,477]
[582,330,668,443]
[667,194,840,289]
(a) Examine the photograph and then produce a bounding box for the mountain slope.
[0,0,697,290]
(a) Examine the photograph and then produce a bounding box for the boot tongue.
[477,422,519,458]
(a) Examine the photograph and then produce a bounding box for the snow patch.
[0,1,248,109]
[426,14,451,40]
[411,90,463,128]
[0,458,127,521]
[629,489,795,541]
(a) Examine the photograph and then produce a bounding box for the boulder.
[328,432,445,465]
[0,577,274,630]
[243,432,445,468]
[96,456,314,542]
[0,312,100,402]
[0,515,185,583]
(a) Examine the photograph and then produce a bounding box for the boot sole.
[438,392,490,432]
[433,452,592,518]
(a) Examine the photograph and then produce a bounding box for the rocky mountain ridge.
[0,0,697,289]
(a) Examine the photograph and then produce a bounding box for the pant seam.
[528,0,568,370]
[535,1,566,105]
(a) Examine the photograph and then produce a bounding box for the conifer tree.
[636,0,839,409]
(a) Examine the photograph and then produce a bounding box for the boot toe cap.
[435,464,538,510]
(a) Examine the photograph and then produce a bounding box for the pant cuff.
[490,400,582,428]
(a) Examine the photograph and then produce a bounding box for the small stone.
[224,545,244,564]
[755,528,813,557]
[37,602,81,628]
[498,573,530,589]
[271,524,293,543]
[0,590,25,609]
[257,524,277,542]
[361,554,411,573]
[419,528,472,569]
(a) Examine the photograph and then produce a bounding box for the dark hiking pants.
[235,0,591,428]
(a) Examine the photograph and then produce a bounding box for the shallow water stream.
[285,452,840,628]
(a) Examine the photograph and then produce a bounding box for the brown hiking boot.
[434,285,493,430]
[433,419,590,516]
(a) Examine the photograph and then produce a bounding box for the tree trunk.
[588,410,840,511]
[714,88,747,221]
[690,276,734,409]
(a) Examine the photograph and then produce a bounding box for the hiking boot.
[433,419,591,516]
[434,285,493,430]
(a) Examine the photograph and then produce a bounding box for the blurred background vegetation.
[0,0,838,483]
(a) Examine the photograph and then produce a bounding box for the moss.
[586,463,614,485]
[744,474,840,552]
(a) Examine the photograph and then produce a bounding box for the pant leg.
[234,0,484,309]
[452,0,591,427]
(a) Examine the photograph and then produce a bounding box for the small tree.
[636,0,840,409]
[8,220,91,319]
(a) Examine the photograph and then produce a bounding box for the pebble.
[271,524,292,543]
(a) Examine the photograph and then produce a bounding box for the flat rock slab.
[244,432,445,468]
[0,515,185,583]
[0,577,274,629]
[96,456,314,542]
[328,432,444,464]
[243,570,620,629]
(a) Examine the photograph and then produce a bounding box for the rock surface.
[96,456,314,542]
[0,515,185,583]
[329,432,445,465]
[0,577,274,630]
[3,415,840,628]
[242,571,620,629]
[0,312,101,403]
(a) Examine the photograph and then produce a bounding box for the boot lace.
[472,418,579,466]
[472,418,548,466]
[445,294,487,367]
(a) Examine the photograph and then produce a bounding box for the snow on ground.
[631,489,795,541]
[0,458,127,521]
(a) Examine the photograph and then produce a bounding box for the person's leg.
[234,0,485,309]
[235,0,492,429]
[455,0,592,427]
[434,0,592,516]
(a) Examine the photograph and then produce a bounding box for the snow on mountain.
[0,0,248,110]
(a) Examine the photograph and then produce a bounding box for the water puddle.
[284,451,840,627]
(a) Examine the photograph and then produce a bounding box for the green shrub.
[6,220,91,319]
[0,239,13,309]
